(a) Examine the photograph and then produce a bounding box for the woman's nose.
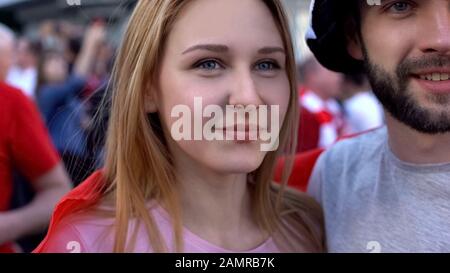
[228,69,264,107]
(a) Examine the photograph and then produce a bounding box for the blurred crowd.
[297,56,384,152]
[3,20,114,185]
[0,20,114,253]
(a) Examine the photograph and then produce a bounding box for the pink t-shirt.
[41,203,280,253]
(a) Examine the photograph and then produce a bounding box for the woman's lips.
[215,125,263,142]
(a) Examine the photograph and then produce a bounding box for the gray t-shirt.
[308,127,450,253]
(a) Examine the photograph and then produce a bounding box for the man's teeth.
[419,73,450,81]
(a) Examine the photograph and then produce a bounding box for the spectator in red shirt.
[297,57,347,152]
[0,23,71,253]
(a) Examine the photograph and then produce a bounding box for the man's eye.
[196,60,223,70]
[387,1,414,13]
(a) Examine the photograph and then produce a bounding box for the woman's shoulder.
[271,184,326,252]
[38,204,116,253]
[37,197,168,253]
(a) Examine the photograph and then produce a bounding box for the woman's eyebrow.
[258,46,286,55]
[181,44,286,55]
[182,44,229,54]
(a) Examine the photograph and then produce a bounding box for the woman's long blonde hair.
[102,0,321,252]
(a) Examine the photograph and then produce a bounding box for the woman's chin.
[175,140,268,175]
[209,156,265,174]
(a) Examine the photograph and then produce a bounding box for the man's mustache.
[398,54,450,77]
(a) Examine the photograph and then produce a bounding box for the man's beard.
[362,46,450,134]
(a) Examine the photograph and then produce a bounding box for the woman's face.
[155,0,290,175]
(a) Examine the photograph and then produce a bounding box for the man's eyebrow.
[258,46,286,55]
[182,44,229,54]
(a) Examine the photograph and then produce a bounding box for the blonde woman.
[34,0,324,253]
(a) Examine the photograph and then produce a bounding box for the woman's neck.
[174,162,268,251]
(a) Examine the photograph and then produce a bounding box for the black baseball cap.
[306,0,364,73]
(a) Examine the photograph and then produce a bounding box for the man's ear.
[144,86,158,113]
[347,34,364,61]
[344,16,364,61]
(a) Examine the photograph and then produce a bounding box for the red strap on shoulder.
[33,171,105,253]
[274,148,324,192]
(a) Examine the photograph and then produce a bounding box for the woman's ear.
[144,86,158,113]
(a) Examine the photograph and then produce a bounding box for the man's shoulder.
[318,127,387,170]
[308,128,388,208]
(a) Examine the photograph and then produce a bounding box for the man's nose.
[418,5,450,55]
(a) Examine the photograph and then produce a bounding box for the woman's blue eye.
[256,61,278,71]
[197,60,222,70]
